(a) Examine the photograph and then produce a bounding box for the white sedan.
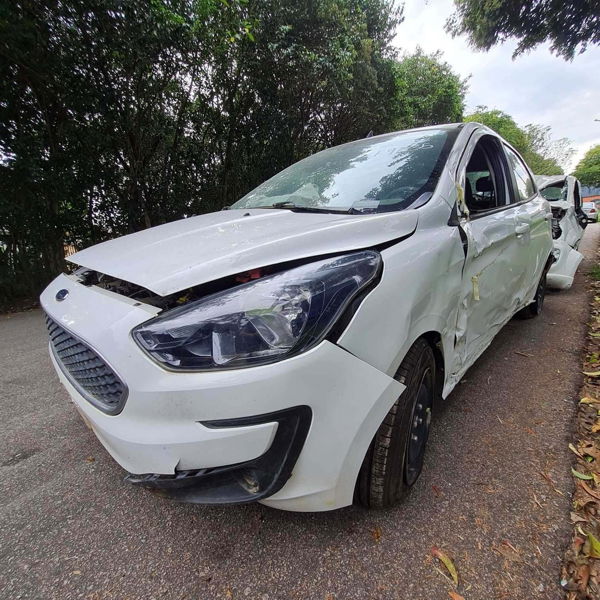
[583,201,598,222]
[41,123,553,512]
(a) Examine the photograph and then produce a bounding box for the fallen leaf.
[448,593,464,600]
[588,533,600,559]
[569,443,583,457]
[579,443,600,461]
[431,547,458,585]
[432,485,442,497]
[592,422,600,433]
[85,456,95,463]
[372,526,382,543]
[580,397,599,404]
[572,468,594,480]
[579,481,600,500]
[583,371,600,377]
[72,570,81,575]
[570,512,588,524]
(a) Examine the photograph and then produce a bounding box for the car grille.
[45,314,127,415]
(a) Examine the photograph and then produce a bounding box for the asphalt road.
[2,225,599,600]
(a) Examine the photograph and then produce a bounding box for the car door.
[503,145,553,299]
[451,133,533,376]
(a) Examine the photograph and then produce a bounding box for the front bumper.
[42,274,403,512]
[125,405,312,504]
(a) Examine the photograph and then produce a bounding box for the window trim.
[502,143,538,204]
[459,134,515,221]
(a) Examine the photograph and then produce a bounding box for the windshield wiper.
[268,201,356,214]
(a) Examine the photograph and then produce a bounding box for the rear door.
[503,145,553,299]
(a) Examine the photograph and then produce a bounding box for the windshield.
[540,183,566,201]
[231,128,457,213]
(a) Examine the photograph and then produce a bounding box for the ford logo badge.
[55,289,69,301]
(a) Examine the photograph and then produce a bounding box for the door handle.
[515,223,530,237]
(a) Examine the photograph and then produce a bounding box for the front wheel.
[356,338,436,508]
[516,271,546,319]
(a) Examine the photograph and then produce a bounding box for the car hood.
[69,208,419,296]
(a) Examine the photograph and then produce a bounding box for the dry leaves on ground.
[562,263,600,599]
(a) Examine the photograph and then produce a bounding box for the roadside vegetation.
[465,107,574,176]
[563,252,600,597]
[575,146,600,188]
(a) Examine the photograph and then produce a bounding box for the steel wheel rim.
[405,366,433,486]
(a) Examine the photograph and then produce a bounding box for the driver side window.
[464,138,507,214]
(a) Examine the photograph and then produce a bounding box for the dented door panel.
[453,207,524,377]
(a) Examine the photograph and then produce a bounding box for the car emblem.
[55,289,69,301]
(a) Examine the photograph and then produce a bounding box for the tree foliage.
[464,107,573,176]
[574,145,600,187]
[392,48,467,129]
[447,0,600,60]
[0,0,469,309]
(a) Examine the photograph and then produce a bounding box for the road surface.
[1,225,599,600]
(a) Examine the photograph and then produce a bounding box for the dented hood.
[69,208,418,296]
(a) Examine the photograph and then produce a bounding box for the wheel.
[356,338,436,508]
[516,271,546,319]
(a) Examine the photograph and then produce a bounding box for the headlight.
[133,251,381,370]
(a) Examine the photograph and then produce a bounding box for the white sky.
[393,0,600,171]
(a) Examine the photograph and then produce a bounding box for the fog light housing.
[125,405,312,504]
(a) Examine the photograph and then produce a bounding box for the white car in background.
[536,174,588,290]
[41,123,552,512]
[583,201,598,222]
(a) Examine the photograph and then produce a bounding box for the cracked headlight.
[133,251,381,370]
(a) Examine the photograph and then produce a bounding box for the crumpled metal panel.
[67,209,418,296]
[536,175,585,290]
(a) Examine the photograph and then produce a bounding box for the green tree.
[574,145,600,187]
[464,107,568,175]
[447,0,600,60]
[0,0,413,308]
[392,49,467,129]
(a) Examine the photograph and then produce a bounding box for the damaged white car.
[41,123,553,512]
[536,174,588,290]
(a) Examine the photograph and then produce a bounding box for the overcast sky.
[393,0,600,170]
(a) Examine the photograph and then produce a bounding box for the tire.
[516,270,546,319]
[356,338,436,508]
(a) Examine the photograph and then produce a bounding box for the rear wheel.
[356,338,436,508]
[516,271,546,319]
